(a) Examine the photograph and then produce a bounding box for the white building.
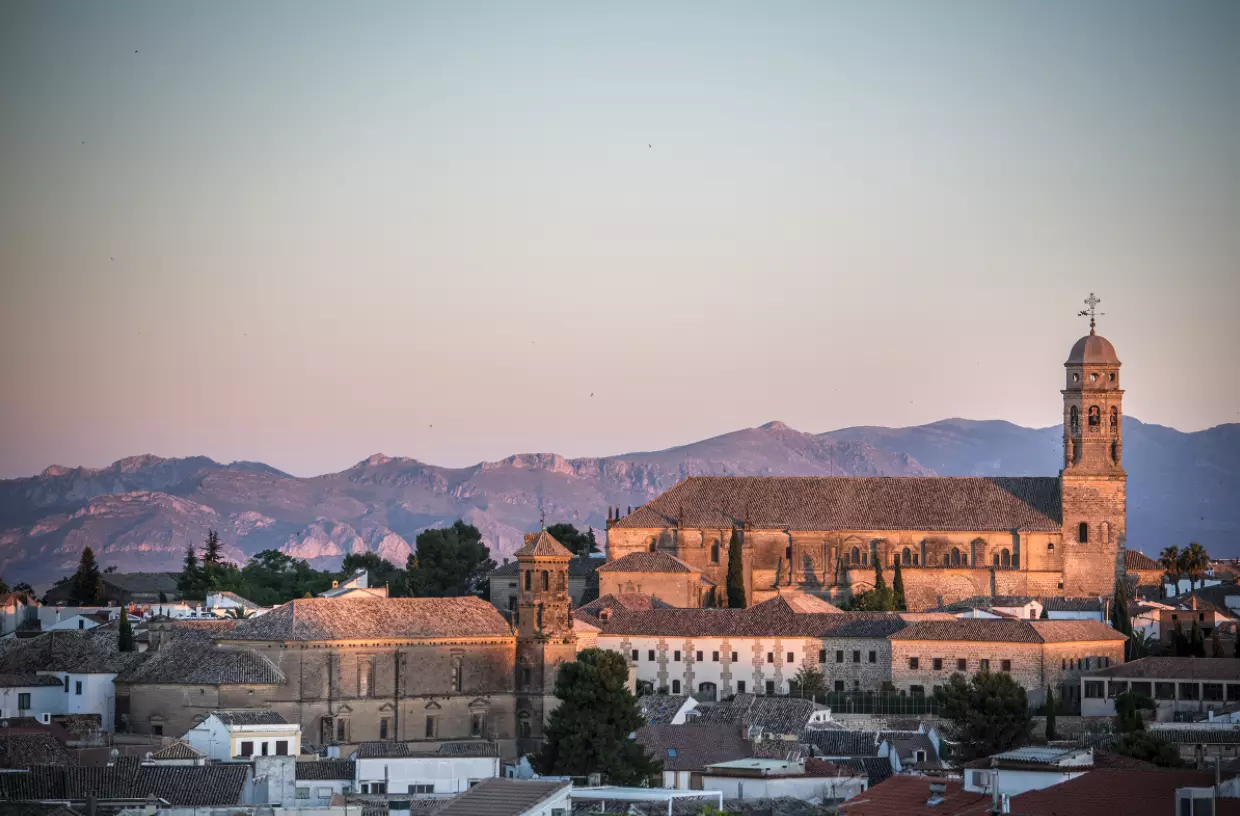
[355,741,501,796]
[43,611,109,632]
[0,592,39,637]
[963,746,1094,798]
[702,758,867,802]
[185,711,301,760]
[319,570,388,599]
[294,759,356,807]
[0,674,64,721]
[205,591,266,617]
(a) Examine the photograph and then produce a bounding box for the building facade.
[606,322,1129,611]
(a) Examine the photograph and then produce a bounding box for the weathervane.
[1078,292,1104,334]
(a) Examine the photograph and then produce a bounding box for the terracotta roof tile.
[595,596,904,639]
[838,775,992,815]
[891,619,1125,643]
[573,592,674,625]
[514,531,574,559]
[0,630,145,675]
[219,596,512,641]
[1125,551,1161,570]
[0,763,250,806]
[696,695,826,736]
[638,695,692,725]
[635,724,751,771]
[150,741,205,760]
[1007,768,1215,816]
[597,551,697,574]
[212,710,289,726]
[613,476,1062,532]
[1087,656,1240,681]
[116,645,284,685]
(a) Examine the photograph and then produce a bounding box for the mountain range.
[2,417,1236,590]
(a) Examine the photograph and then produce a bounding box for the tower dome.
[1066,330,1120,366]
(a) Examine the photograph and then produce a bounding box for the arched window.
[1078,522,1089,544]
[993,553,1000,568]
[650,539,657,552]
[518,713,531,739]
[785,544,793,562]
[557,571,567,590]
[1101,521,1111,545]
[851,547,861,565]
[450,656,462,692]
[1109,406,1118,427]
[1088,406,1101,426]
[524,571,531,591]
[950,548,960,567]
[1001,549,1011,568]
[912,553,919,566]
[1048,542,1055,552]
[861,551,869,567]
[711,543,720,563]
[541,571,549,591]
[1070,406,1079,430]
[902,547,912,566]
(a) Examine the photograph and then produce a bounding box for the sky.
[1,1,1238,480]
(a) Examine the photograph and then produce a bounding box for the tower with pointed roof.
[513,529,577,754]
[1060,294,1126,596]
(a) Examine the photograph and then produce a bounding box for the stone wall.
[1061,474,1126,597]
[890,640,1045,701]
[115,682,280,738]
[598,570,705,607]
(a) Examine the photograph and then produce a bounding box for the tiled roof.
[635,724,752,771]
[150,741,205,760]
[1125,551,1162,571]
[838,775,992,815]
[100,572,181,594]
[116,645,284,685]
[514,530,574,559]
[433,778,571,816]
[612,476,1063,532]
[803,729,882,757]
[163,619,243,643]
[212,710,289,726]
[573,593,673,624]
[595,597,905,639]
[296,759,355,780]
[1007,768,1216,816]
[696,695,826,737]
[837,756,895,785]
[211,591,262,610]
[1041,597,1105,612]
[220,596,513,641]
[355,741,499,758]
[491,555,600,578]
[0,763,251,806]
[891,619,1125,643]
[597,552,697,574]
[1151,726,1240,745]
[0,630,146,675]
[0,673,64,687]
[1087,656,1240,681]
[0,733,72,768]
[638,694,692,725]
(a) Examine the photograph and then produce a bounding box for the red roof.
[1008,768,1216,816]
[838,776,991,815]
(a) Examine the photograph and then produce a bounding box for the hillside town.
[0,324,1237,815]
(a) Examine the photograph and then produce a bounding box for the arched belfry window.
[1109,406,1118,428]
[1070,406,1079,430]
[1088,406,1101,427]
[950,548,961,567]
[1078,522,1089,544]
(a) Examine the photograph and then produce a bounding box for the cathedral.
[606,304,1128,611]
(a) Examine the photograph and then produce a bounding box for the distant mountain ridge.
[2,417,1236,589]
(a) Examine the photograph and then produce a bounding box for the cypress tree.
[873,556,887,593]
[1212,630,1224,659]
[201,529,223,586]
[69,547,103,605]
[1045,687,1058,741]
[1039,606,1049,619]
[117,606,134,652]
[892,557,906,612]
[726,527,746,610]
[1112,578,1135,660]
[1190,620,1206,658]
[178,542,201,598]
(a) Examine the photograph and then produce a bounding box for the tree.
[1172,620,1189,657]
[544,523,598,557]
[158,591,168,605]
[69,547,104,605]
[1114,730,1184,767]
[933,671,1033,760]
[726,528,746,610]
[533,649,662,785]
[226,607,254,620]
[200,529,224,588]
[891,557,906,612]
[873,557,887,593]
[117,606,134,652]
[1045,687,1057,742]
[178,543,202,599]
[790,667,827,700]
[1213,630,1225,658]
[1111,577,1138,661]
[1159,545,1181,593]
[0,577,8,595]
[1190,620,1207,658]
[1114,691,1155,733]
[405,521,496,597]
[1039,606,1050,619]
[12,582,33,596]
[1180,542,1210,592]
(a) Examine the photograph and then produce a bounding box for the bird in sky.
[590,393,594,397]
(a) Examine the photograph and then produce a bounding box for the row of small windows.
[1071,372,1117,385]
[1062,656,1111,671]
[908,656,1012,673]
[844,546,1019,568]
[1069,405,1119,430]
[523,570,566,591]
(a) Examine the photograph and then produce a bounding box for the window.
[836,650,844,663]
[852,650,860,664]
[358,657,375,697]
[519,715,531,739]
[711,543,720,563]
[674,650,682,662]
[410,784,434,794]
[1084,681,1105,698]
[75,681,82,695]
[902,547,912,565]
[971,771,989,787]
[275,741,288,756]
[1070,405,1079,428]
[451,656,462,692]
[520,667,532,688]
[932,658,943,671]
[1000,660,1011,673]
[380,718,390,740]
[713,651,720,662]
[337,718,348,742]
[261,742,270,756]
[1001,550,1011,568]
[1079,522,1089,544]
[541,570,549,591]
[910,685,925,697]
[362,782,387,794]
[869,651,877,663]
[425,715,438,739]
[78,620,84,629]
[672,680,681,694]
[766,652,774,664]
[957,659,967,671]
[950,548,961,567]
[17,693,30,710]
[909,657,919,670]
[834,680,845,692]
[524,571,531,591]
[472,713,484,737]
[787,652,795,663]
[1109,406,1118,427]
[765,680,776,695]
[819,649,826,664]
[1155,682,1176,700]
[1048,542,1055,552]
[851,547,861,564]
[240,741,254,757]
[631,649,639,662]
[64,676,69,693]
[1088,405,1100,426]
[151,724,163,737]
[980,659,990,672]
[296,788,310,800]
[731,652,738,662]
[696,651,703,662]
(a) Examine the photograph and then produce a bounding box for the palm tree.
[225,607,254,620]
[1159,546,1181,593]
[1181,542,1211,592]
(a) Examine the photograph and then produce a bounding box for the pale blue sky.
[2,1,1238,478]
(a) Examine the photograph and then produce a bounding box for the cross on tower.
[1077,292,1104,334]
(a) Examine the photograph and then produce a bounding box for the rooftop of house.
[890,618,1126,644]
[0,673,66,688]
[1086,656,1240,681]
[1149,725,1240,745]
[99,572,181,594]
[591,595,905,639]
[637,694,692,725]
[1005,768,1218,816]
[116,644,285,686]
[836,756,895,785]
[611,476,1063,532]
[1125,550,1162,571]
[209,710,291,727]
[149,741,205,761]
[207,591,262,610]
[432,778,571,816]
[573,593,674,625]
[295,759,356,780]
[838,775,992,815]
[634,723,753,772]
[355,741,499,759]
[0,629,146,675]
[596,551,698,574]
[1165,587,1240,617]
[0,733,72,769]
[513,530,575,560]
[695,694,827,737]
[0,762,251,806]
[218,596,513,641]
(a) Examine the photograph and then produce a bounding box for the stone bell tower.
[1060,294,1126,596]
[514,528,577,755]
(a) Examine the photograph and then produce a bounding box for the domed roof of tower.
[515,529,574,559]
[1066,329,1120,366]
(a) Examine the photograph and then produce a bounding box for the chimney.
[331,580,339,589]
[599,608,612,622]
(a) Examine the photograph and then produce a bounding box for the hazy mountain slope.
[1,418,1236,589]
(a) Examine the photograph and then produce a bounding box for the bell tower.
[1061,293,1126,596]
[513,528,577,756]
